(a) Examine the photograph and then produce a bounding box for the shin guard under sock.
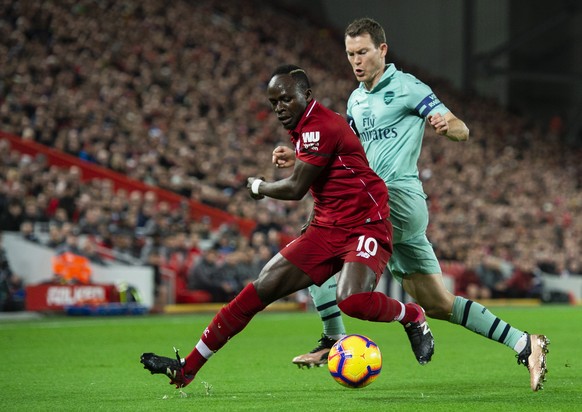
[450,296,524,350]
[337,292,407,323]
[308,281,346,337]
[184,283,266,374]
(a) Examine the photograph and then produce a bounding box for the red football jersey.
[289,100,389,228]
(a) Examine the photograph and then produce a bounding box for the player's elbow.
[456,133,469,142]
[460,125,470,141]
[283,179,310,200]
[286,187,308,200]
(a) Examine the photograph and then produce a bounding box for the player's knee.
[337,293,371,320]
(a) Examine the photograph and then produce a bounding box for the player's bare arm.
[272,145,295,168]
[247,158,323,201]
[428,112,469,142]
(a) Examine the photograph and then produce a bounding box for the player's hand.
[428,113,449,135]
[247,176,265,200]
[272,146,295,168]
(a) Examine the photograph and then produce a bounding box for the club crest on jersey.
[302,131,320,151]
[383,91,395,105]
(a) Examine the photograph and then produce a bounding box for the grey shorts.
[387,187,441,282]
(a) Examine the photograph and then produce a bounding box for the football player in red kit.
[140,64,433,388]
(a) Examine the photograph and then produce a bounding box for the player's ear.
[304,88,313,102]
[380,42,388,58]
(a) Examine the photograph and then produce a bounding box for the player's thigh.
[254,252,313,303]
[336,262,377,301]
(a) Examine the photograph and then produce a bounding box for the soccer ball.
[327,334,382,388]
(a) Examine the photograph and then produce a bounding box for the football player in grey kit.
[275,17,549,392]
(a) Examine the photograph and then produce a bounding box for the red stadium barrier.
[0,131,256,236]
[25,283,118,311]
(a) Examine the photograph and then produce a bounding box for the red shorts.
[280,219,393,286]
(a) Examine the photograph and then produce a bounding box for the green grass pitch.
[1,305,581,411]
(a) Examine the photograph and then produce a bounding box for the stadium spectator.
[471,252,543,300]
[219,251,255,299]
[78,205,104,236]
[251,244,275,276]
[55,231,84,256]
[19,220,41,244]
[0,232,25,311]
[108,228,141,264]
[251,207,283,237]
[45,224,65,249]
[142,246,168,314]
[503,259,543,299]
[187,247,232,302]
[0,199,24,232]
[23,196,49,224]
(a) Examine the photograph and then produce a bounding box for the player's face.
[267,75,311,130]
[345,33,387,90]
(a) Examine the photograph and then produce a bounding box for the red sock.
[401,302,423,325]
[184,283,266,375]
[337,292,406,322]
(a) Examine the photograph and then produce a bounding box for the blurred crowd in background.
[1,0,581,309]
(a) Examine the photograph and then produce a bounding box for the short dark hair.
[345,18,386,48]
[270,64,311,92]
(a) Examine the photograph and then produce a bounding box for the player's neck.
[365,67,386,91]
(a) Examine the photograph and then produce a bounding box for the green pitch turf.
[0,305,581,411]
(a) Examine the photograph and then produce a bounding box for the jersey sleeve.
[346,114,360,137]
[346,91,361,137]
[402,74,450,118]
[346,91,355,118]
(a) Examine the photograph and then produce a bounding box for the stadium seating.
[1,0,581,308]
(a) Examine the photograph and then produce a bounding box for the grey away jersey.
[347,64,449,195]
